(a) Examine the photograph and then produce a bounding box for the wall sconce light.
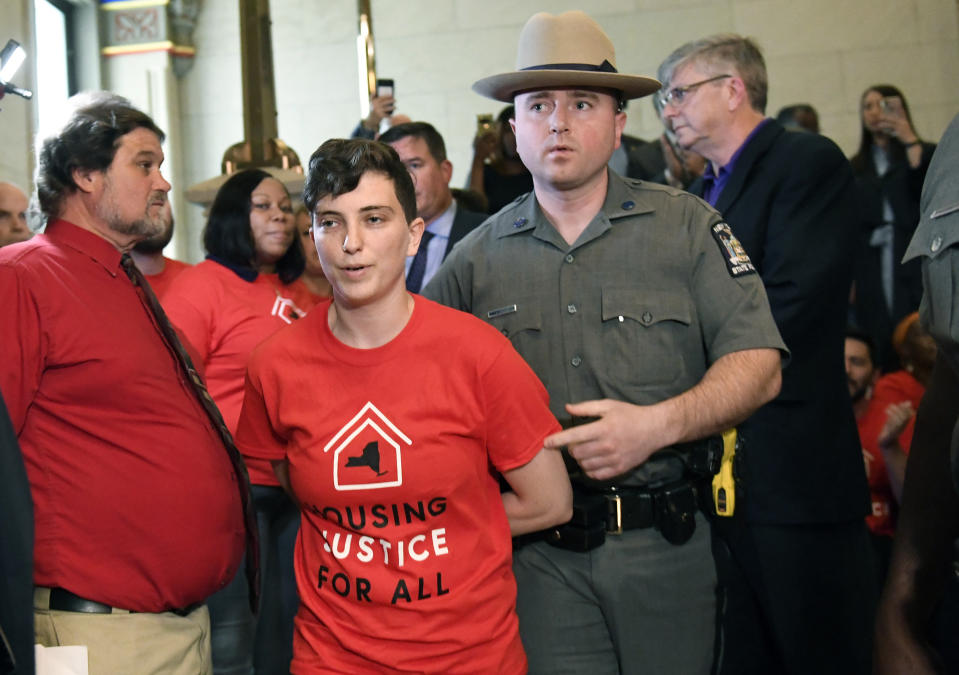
[0,39,34,101]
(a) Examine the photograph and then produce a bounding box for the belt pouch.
[655,482,698,545]
[547,492,606,552]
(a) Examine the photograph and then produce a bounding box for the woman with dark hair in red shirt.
[236,138,572,674]
[165,169,318,675]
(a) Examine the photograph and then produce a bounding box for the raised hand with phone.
[860,86,924,168]
[351,78,406,140]
[878,96,918,143]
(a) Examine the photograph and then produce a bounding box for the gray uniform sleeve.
[422,235,475,312]
[684,198,787,364]
[904,113,959,374]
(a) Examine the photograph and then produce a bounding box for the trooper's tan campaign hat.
[472,10,661,102]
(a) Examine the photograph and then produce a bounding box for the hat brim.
[472,70,661,103]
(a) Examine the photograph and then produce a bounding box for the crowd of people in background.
[0,8,955,675]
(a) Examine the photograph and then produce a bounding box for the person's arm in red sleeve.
[482,341,572,535]
[877,401,914,503]
[163,270,214,366]
[0,265,44,431]
[235,359,290,493]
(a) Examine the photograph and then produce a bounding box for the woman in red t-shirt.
[236,139,572,674]
[165,169,318,674]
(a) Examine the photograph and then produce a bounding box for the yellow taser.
[712,428,737,516]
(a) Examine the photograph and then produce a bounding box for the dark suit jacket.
[443,206,487,260]
[0,391,33,675]
[690,119,870,524]
[620,134,666,181]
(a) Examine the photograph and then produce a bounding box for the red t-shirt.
[145,255,191,302]
[0,221,244,611]
[857,370,924,537]
[164,259,317,485]
[236,297,559,674]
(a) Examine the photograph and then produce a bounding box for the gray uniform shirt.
[902,113,959,492]
[904,113,959,376]
[424,171,785,486]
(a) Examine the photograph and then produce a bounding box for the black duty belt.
[515,479,703,551]
[45,587,200,617]
[599,486,656,534]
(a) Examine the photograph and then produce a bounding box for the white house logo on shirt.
[324,402,411,491]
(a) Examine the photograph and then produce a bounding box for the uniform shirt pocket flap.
[484,302,542,337]
[602,288,691,327]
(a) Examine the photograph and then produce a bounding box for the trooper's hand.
[544,399,669,481]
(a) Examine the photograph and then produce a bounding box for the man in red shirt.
[0,91,250,674]
[849,319,933,593]
[130,200,191,301]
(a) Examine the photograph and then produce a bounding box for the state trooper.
[424,10,786,674]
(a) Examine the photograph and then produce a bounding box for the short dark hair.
[776,104,819,133]
[302,139,417,223]
[378,122,448,163]
[203,168,304,284]
[35,91,165,221]
[845,326,877,366]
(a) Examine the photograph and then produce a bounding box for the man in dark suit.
[0,391,33,675]
[608,132,666,181]
[658,35,876,675]
[379,122,486,292]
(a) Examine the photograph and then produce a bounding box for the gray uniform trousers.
[513,512,715,675]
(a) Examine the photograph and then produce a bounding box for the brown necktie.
[120,253,260,612]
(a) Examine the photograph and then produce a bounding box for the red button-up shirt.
[0,220,244,612]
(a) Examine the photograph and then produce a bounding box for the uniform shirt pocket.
[601,287,692,389]
[483,302,550,390]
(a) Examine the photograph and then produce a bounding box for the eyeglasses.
[657,74,732,109]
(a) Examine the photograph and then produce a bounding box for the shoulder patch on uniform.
[711,222,756,277]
